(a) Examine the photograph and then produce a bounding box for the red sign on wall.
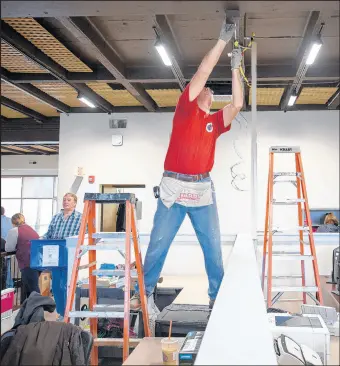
[88,176,95,184]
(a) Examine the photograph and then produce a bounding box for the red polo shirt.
[164,85,231,175]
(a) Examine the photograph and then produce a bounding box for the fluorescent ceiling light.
[78,95,96,108]
[288,95,297,107]
[155,40,172,66]
[306,37,323,65]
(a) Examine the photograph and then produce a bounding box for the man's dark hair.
[1,207,4,215]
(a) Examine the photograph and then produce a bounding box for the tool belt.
[163,171,210,182]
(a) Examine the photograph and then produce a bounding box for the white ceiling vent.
[109,118,127,129]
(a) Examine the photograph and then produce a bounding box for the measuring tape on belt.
[229,32,255,88]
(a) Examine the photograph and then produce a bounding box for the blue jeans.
[138,175,224,300]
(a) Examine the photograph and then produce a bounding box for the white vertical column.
[251,41,258,241]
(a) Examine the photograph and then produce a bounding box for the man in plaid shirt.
[43,192,82,239]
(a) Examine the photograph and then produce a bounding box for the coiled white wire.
[230,112,249,191]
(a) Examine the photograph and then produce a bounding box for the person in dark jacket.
[317,213,339,233]
[5,213,40,302]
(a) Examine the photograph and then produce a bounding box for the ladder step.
[265,275,302,279]
[92,232,127,239]
[272,286,318,292]
[274,172,300,177]
[80,244,125,251]
[272,199,305,205]
[273,180,297,184]
[92,269,137,277]
[94,338,141,348]
[84,192,136,204]
[272,253,313,260]
[93,304,125,312]
[69,311,124,318]
[271,226,310,232]
[270,146,300,153]
[271,241,309,245]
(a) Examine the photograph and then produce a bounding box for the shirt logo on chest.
[206,122,213,133]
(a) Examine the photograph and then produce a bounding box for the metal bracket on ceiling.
[225,9,241,41]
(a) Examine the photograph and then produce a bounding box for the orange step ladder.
[64,193,150,365]
[262,146,323,308]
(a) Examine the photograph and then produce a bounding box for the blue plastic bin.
[30,239,67,270]
[30,239,68,316]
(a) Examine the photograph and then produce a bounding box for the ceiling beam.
[154,15,186,91]
[4,64,339,85]
[1,120,59,142]
[57,16,158,112]
[1,117,60,124]
[280,11,321,111]
[1,96,49,124]
[4,1,340,18]
[1,69,71,114]
[1,20,114,113]
[327,87,340,110]
[68,106,175,113]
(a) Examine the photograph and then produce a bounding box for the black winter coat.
[1,321,86,366]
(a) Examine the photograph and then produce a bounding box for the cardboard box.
[39,271,51,297]
[179,331,204,365]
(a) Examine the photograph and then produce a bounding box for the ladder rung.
[274,172,300,177]
[94,338,141,348]
[272,199,305,205]
[272,286,318,292]
[265,298,303,302]
[265,275,302,279]
[270,146,300,153]
[272,226,310,232]
[84,192,136,203]
[271,241,309,245]
[272,253,313,260]
[273,180,297,186]
[80,244,125,251]
[94,304,125,312]
[92,232,127,239]
[69,311,124,318]
[92,269,137,277]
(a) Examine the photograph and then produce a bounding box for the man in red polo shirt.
[132,19,243,309]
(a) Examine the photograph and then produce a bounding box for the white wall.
[59,110,339,235]
[1,155,59,176]
[59,112,250,234]
[256,110,339,231]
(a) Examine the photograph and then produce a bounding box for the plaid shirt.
[43,210,82,239]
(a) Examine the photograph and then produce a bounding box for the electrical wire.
[230,113,249,191]
[228,35,253,191]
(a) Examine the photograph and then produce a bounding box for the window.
[1,176,58,236]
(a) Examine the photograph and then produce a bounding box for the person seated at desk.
[42,192,82,239]
[316,213,339,233]
[5,213,40,301]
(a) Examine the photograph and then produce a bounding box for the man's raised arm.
[222,49,244,127]
[188,19,235,102]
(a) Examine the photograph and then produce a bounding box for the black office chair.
[0,325,93,366]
